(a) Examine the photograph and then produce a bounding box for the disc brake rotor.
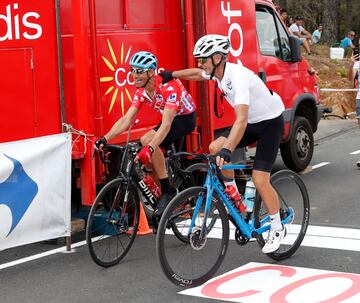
[190,227,207,250]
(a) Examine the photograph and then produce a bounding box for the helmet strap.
[210,55,225,80]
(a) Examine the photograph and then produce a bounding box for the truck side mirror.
[289,36,302,63]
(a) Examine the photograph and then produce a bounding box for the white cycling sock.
[270,212,282,231]
[224,180,239,192]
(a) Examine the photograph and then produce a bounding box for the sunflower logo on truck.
[100,39,133,115]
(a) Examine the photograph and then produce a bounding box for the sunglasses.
[197,57,208,65]
[130,67,149,74]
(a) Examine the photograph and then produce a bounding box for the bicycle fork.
[188,174,214,239]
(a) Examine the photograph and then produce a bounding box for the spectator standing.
[289,15,312,55]
[312,24,323,44]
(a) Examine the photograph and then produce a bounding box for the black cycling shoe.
[153,191,176,218]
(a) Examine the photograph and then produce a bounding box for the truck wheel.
[280,116,314,171]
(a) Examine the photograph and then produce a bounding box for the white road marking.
[311,162,330,169]
[2,223,360,270]
[0,239,87,270]
[350,150,360,155]
[180,262,360,302]
[166,222,360,252]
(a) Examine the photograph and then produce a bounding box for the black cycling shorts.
[154,111,196,150]
[221,114,284,172]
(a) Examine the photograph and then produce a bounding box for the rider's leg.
[249,115,285,253]
[140,130,168,180]
[252,170,279,215]
[141,130,175,220]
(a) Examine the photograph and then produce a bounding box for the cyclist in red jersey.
[95,51,196,217]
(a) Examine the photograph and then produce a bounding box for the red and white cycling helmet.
[193,34,230,58]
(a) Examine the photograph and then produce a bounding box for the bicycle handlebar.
[97,144,124,165]
[169,152,234,182]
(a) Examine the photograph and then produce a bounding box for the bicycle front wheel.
[156,187,229,288]
[86,178,140,267]
[253,170,310,260]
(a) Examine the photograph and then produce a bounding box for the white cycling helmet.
[193,34,230,58]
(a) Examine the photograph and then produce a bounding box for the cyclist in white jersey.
[160,34,286,253]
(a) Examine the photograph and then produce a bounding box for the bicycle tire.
[171,163,208,243]
[157,186,229,288]
[253,170,310,260]
[174,163,208,190]
[86,178,140,267]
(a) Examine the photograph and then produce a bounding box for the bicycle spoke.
[86,179,140,267]
[254,170,309,260]
[157,187,229,287]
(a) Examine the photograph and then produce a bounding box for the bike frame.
[118,152,158,210]
[189,163,294,239]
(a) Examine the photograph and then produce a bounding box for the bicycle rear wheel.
[86,178,140,267]
[157,187,229,288]
[173,162,208,190]
[253,170,310,260]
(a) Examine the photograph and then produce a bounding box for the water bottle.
[244,179,255,212]
[143,175,161,198]
[225,185,246,212]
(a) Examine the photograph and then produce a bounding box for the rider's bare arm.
[148,108,177,149]
[104,106,139,141]
[172,68,204,81]
[222,104,248,151]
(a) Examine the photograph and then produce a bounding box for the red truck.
[0,0,322,205]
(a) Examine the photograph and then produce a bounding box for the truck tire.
[280,116,314,171]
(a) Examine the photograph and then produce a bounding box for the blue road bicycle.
[156,153,310,287]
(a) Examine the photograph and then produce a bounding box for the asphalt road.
[1,119,360,303]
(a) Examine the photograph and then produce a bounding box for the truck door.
[0,1,62,143]
[0,48,36,142]
[255,4,300,112]
[94,0,187,142]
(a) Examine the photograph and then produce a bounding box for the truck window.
[95,0,166,31]
[125,0,166,30]
[256,6,291,61]
[95,0,124,31]
[274,15,292,61]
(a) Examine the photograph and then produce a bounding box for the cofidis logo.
[100,39,134,115]
[0,3,42,42]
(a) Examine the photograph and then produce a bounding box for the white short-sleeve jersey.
[289,24,304,35]
[202,62,284,123]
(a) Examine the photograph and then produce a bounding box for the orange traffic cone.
[137,202,152,236]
